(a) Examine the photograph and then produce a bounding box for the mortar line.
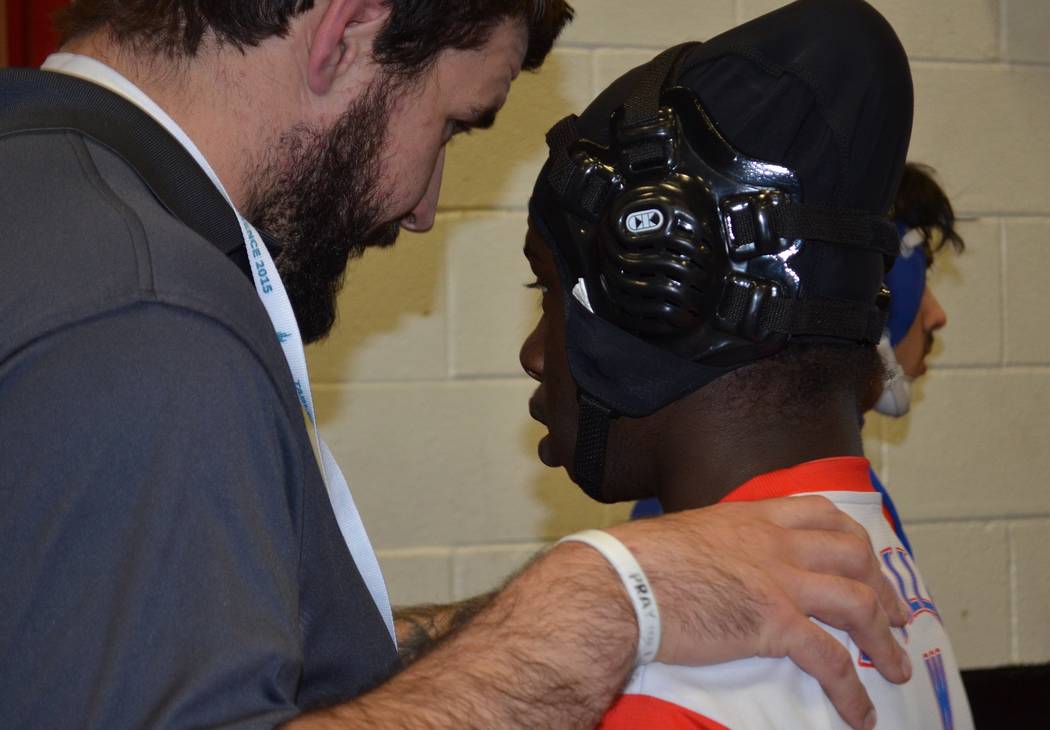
[1000,218,1009,367]
[1000,0,1009,63]
[1007,521,1020,662]
[444,221,456,381]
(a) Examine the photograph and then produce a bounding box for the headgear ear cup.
[595,182,720,344]
[875,226,926,417]
[873,330,911,417]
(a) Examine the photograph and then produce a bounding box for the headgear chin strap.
[574,392,616,501]
[531,43,898,500]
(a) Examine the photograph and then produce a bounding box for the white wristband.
[558,529,661,665]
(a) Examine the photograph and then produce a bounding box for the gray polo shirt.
[0,70,399,728]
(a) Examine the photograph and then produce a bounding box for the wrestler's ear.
[307,0,390,96]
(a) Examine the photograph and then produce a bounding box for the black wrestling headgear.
[528,0,913,500]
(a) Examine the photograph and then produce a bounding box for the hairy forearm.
[393,592,496,665]
[286,543,635,729]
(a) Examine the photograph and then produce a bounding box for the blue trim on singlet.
[630,496,664,519]
[868,467,914,556]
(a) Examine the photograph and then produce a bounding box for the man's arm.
[288,497,911,730]
[393,593,496,665]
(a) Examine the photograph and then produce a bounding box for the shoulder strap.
[0,68,266,276]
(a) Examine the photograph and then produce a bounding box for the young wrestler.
[521,0,974,727]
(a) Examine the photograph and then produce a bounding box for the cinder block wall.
[310,0,1050,669]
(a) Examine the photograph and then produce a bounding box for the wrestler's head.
[872,163,965,417]
[522,0,913,504]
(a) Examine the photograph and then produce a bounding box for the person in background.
[867,161,965,553]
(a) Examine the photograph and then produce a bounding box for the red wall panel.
[6,0,69,67]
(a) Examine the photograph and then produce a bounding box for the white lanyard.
[43,54,395,643]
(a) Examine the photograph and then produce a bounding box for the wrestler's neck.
[654,390,864,513]
[59,31,294,210]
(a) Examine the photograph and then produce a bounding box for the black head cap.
[530,0,913,417]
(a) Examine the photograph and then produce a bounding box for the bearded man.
[0,2,912,728]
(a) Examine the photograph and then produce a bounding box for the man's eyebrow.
[466,104,500,130]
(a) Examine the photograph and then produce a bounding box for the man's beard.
[244,80,402,344]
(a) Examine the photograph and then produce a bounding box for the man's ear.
[308,0,390,96]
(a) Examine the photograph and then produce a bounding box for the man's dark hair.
[893,162,966,264]
[58,0,574,73]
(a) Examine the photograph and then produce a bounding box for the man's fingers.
[777,617,878,730]
[749,499,910,628]
[788,569,912,686]
[753,496,872,544]
[784,529,910,628]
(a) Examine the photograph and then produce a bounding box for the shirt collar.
[41,53,233,205]
[720,456,875,503]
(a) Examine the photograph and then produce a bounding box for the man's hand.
[287,496,909,730]
[607,495,912,730]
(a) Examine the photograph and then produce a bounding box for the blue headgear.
[884,224,927,345]
[872,224,928,417]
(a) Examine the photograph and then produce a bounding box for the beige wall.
[308,0,1050,669]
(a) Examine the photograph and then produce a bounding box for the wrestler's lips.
[528,395,547,426]
[528,393,555,466]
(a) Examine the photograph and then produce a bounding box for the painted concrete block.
[307,221,448,383]
[378,548,453,607]
[1010,520,1050,664]
[882,371,1050,521]
[742,1,999,61]
[925,219,1002,368]
[1005,218,1050,365]
[452,543,547,600]
[447,213,540,377]
[910,64,1050,216]
[315,380,610,550]
[907,522,1011,669]
[440,50,593,211]
[1005,0,1050,64]
[561,1,735,48]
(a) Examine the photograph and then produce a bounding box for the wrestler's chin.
[537,434,555,467]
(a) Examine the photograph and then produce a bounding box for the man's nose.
[924,288,948,333]
[401,147,445,233]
